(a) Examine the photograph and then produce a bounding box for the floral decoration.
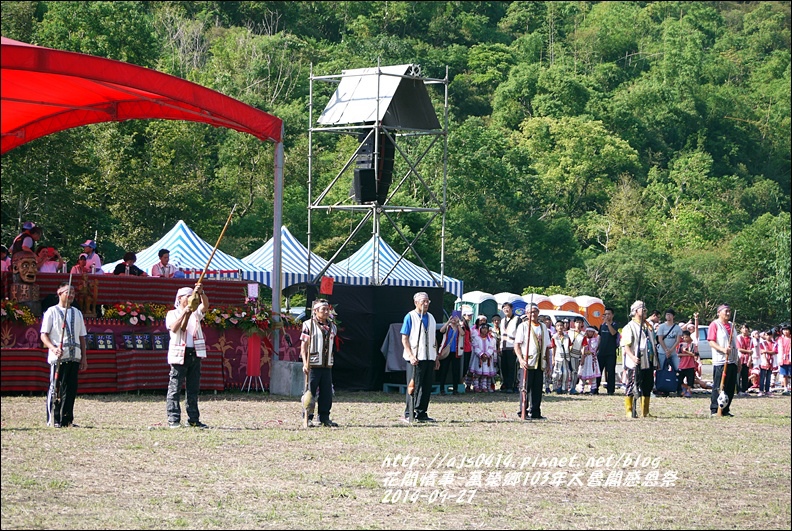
[205,297,271,334]
[102,301,168,325]
[0,299,38,325]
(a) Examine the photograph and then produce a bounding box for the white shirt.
[40,304,87,364]
[514,321,551,370]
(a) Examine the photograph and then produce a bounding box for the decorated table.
[1,319,302,394]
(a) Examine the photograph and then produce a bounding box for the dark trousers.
[463,350,471,383]
[500,348,517,391]
[309,366,333,422]
[437,354,460,393]
[47,361,80,426]
[405,360,434,419]
[679,368,696,389]
[166,349,202,423]
[518,368,545,418]
[596,353,617,394]
[738,364,750,393]
[710,363,738,414]
[626,367,654,398]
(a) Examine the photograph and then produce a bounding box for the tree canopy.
[1,1,789,326]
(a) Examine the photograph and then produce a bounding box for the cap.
[22,221,36,230]
[81,239,96,249]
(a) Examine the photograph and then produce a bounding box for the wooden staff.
[182,204,236,329]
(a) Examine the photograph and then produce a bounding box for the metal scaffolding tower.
[307,62,450,290]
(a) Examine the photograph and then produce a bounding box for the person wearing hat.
[300,299,339,427]
[579,326,601,394]
[499,302,521,394]
[621,300,657,418]
[40,282,88,427]
[707,304,741,416]
[466,322,497,393]
[80,240,104,274]
[10,223,41,256]
[514,303,551,420]
[656,308,682,396]
[166,284,210,428]
[70,254,92,275]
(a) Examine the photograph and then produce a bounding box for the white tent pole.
[272,127,285,359]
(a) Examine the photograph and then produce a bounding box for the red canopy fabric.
[0,36,283,153]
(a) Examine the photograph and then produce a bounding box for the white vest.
[712,320,738,366]
[404,310,437,361]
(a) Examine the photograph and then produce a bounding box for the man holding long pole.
[514,303,551,420]
[621,300,655,419]
[41,281,87,428]
[707,304,740,417]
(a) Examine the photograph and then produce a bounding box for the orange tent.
[576,295,605,327]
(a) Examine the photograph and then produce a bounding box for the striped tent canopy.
[102,220,269,284]
[335,236,463,297]
[241,226,369,288]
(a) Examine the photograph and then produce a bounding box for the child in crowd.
[736,324,754,397]
[692,352,711,390]
[466,322,497,393]
[777,324,791,395]
[552,326,571,394]
[750,330,762,390]
[758,331,776,396]
[677,330,698,398]
[579,326,600,394]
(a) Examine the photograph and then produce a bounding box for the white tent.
[102,220,269,284]
[241,225,369,288]
[335,235,463,297]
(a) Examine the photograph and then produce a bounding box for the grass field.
[1,389,790,529]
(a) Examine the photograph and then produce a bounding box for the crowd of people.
[3,222,186,278]
[420,298,791,423]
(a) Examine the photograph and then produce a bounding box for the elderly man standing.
[514,303,552,420]
[621,300,657,418]
[708,304,740,417]
[401,292,439,423]
[166,284,209,428]
[301,299,338,427]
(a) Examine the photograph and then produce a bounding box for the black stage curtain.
[306,284,444,390]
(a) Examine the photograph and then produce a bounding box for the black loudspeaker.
[352,132,395,204]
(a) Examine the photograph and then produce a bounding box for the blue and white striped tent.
[335,236,463,297]
[102,220,270,284]
[242,226,369,288]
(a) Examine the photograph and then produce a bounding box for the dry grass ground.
[1,389,790,530]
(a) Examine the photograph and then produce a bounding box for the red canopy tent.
[0,36,287,335]
[0,36,282,151]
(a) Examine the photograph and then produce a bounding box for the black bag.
[655,359,678,394]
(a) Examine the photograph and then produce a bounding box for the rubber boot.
[625,396,633,419]
[641,396,653,417]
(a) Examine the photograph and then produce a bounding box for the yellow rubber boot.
[641,396,653,417]
[625,396,633,419]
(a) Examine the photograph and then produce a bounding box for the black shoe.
[321,420,339,427]
[530,416,548,421]
[168,421,181,429]
[416,415,436,423]
[500,388,509,393]
[188,420,208,428]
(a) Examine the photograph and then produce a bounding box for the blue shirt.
[401,311,429,336]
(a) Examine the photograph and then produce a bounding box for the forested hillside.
[1,1,789,325]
